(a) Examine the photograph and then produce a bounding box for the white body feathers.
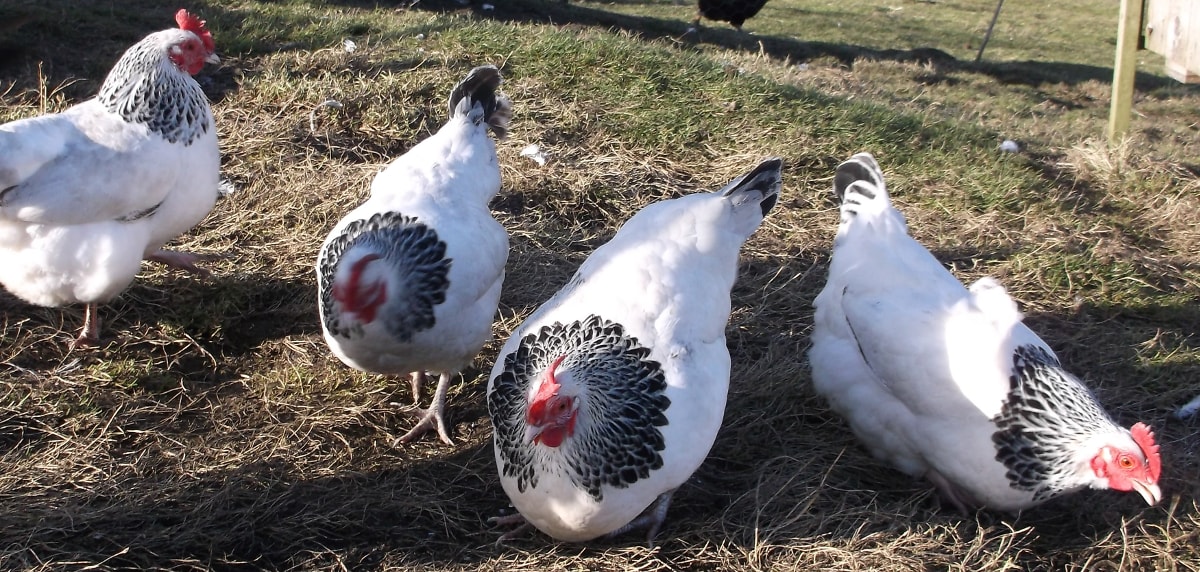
[489,159,781,541]
[317,67,510,382]
[0,28,219,311]
[809,153,1152,511]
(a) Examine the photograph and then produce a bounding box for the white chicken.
[808,152,1162,512]
[317,65,511,445]
[487,158,782,543]
[0,9,221,347]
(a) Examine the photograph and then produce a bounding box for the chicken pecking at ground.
[487,158,782,544]
[317,65,511,446]
[693,0,770,32]
[808,152,1162,513]
[0,9,221,348]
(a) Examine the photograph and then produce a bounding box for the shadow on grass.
[394,0,1190,92]
[0,270,319,365]
[2,238,1194,570]
[4,0,1194,106]
[0,440,505,569]
[0,2,244,93]
[115,271,322,354]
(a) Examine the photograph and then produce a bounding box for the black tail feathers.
[833,152,884,203]
[721,157,783,217]
[448,65,513,138]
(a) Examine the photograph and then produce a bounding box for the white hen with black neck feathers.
[0,9,220,347]
[488,158,782,543]
[808,152,1162,513]
[317,65,511,446]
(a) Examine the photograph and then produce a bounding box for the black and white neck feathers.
[97,29,214,145]
[992,345,1122,500]
[490,315,670,501]
[318,212,451,340]
[809,151,1163,512]
[315,64,511,445]
[487,158,782,542]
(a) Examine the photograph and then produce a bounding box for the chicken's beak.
[1132,480,1162,506]
[524,424,543,446]
[205,52,221,65]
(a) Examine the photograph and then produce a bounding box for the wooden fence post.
[1107,0,1144,144]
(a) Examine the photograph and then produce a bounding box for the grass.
[1,0,1199,570]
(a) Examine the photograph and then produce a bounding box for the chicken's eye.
[1118,455,1136,469]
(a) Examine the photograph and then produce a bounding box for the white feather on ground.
[1176,394,1200,419]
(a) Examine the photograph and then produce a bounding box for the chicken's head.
[1091,422,1163,505]
[170,9,218,75]
[525,355,579,448]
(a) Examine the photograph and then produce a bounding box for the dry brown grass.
[1,0,1199,570]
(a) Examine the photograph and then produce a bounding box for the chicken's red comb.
[175,9,215,54]
[533,355,567,399]
[1131,422,1162,481]
[527,355,567,423]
